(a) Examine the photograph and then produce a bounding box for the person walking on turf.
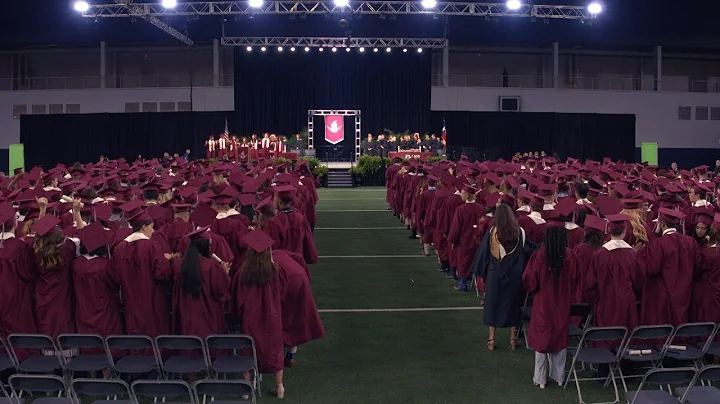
[522,221,577,389]
[472,203,536,350]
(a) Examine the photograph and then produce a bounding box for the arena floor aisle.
[276,187,610,404]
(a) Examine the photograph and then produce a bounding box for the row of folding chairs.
[565,322,720,404]
[0,375,255,404]
[627,365,720,404]
[0,334,259,390]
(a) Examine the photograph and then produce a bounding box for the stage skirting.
[389,151,434,160]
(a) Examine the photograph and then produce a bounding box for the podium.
[237,146,250,163]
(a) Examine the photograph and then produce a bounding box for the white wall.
[431,86,720,148]
[0,87,234,148]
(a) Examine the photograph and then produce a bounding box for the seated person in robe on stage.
[361,133,376,155]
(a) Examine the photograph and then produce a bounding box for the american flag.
[441,118,447,143]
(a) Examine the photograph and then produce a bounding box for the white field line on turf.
[315,227,405,230]
[319,255,430,258]
[318,306,483,313]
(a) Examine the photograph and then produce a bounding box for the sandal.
[270,384,285,399]
[487,339,495,351]
[510,338,518,350]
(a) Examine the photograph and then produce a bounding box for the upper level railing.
[0,73,717,93]
[0,74,234,91]
[431,74,720,93]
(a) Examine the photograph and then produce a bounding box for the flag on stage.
[324,115,344,144]
[441,118,447,143]
[224,119,229,135]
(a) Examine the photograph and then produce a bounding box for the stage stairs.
[327,168,353,188]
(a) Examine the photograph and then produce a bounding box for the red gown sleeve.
[209,264,231,303]
[447,209,462,247]
[151,242,171,281]
[303,220,318,264]
[522,250,541,293]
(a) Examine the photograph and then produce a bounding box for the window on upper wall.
[696,106,709,121]
[677,105,692,120]
[160,102,176,112]
[711,106,720,121]
[31,105,47,115]
[65,104,81,114]
[177,101,192,111]
[142,102,158,112]
[125,102,140,113]
[49,104,64,114]
[12,105,27,120]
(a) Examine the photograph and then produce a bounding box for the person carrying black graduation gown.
[472,203,538,350]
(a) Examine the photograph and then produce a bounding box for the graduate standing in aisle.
[155,203,195,254]
[473,204,535,351]
[638,208,699,326]
[572,215,606,306]
[448,184,485,292]
[690,213,720,323]
[112,200,173,337]
[522,223,577,390]
[231,230,287,399]
[266,185,318,265]
[585,214,640,346]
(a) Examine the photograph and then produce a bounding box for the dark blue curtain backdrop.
[234,49,432,141]
[432,111,636,162]
[20,111,235,168]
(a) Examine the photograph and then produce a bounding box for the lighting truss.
[223,36,447,48]
[82,1,600,20]
[108,0,194,45]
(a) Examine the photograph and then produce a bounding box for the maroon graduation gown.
[517,214,547,244]
[266,210,318,264]
[447,202,487,278]
[211,214,250,276]
[112,235,172,337]
[638,231,700,326]
[439,193,463,268]
[178,231,235,264]
[571,243,598,305]
[171,258,230,338]
[522,248,577,353]
[34,239,78,338]
[385,164,402,206]
[72,255,124,339]
[690,246,720,323]
[230,267,287,374]
[430,187,454,262]
[585,242,640,348]
[0,237,38,361]
[158,218,194,254]
[566,226,585,249]
[146,204,173,229]
[418,187,437,245]
[274,250,325,347]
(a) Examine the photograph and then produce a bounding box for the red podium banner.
[237,146,250,163]
[324,115,344,144]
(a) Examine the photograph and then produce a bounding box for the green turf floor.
[269,187,615,404]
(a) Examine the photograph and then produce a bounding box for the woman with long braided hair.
[522,218,577,390]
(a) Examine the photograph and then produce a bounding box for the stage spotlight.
[334,0,349,6]
[260,46,267,52]
[402,48,408,53]
[332,47,337,52]
[319,47,324,52]
[73,1,90,12]
[277,46,283,52]
[246,46,252,52]
[359,47,365,52]
[249,0,264,7]
[587,2,602,13]
[417,48,423,53]
[162,0,177,8]
[290,47,296,52]
[345,47,351,52]
[422,0,437,8]
[506,0,521,10]
[304,46,310,52]
[386,47,391,53]
[373,48,379,52]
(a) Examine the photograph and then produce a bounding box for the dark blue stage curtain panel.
[432,111,636,162]
[234,49,431,152]
[20,111,235,168]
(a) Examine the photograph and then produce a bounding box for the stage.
[325,161,353,169]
